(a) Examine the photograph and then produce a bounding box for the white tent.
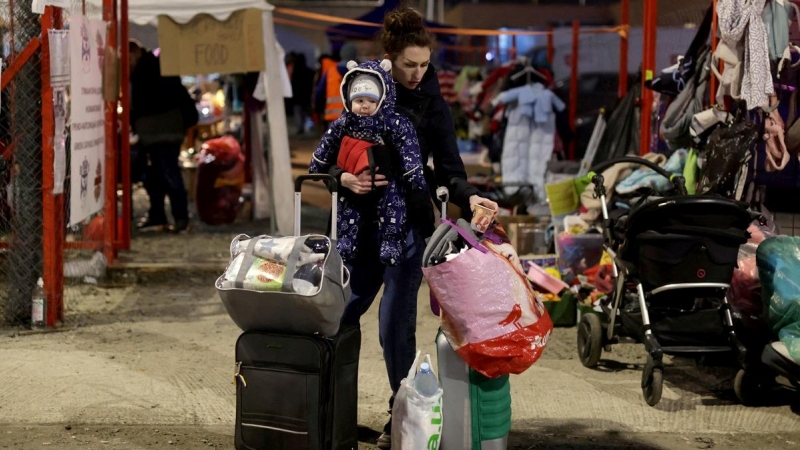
[91,0,295,236]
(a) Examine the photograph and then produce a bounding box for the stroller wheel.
[642,365,664,407]
[577,313,603,368]
[734,368,770,406]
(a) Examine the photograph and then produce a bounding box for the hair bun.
[383,7,425,35]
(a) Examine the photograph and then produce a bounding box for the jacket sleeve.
[390,115,427,192]
[309,116,346,174]
[426,97,479,207]
[495,85,525,105]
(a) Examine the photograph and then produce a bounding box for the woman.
[324,8,498,448]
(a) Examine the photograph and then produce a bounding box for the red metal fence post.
[569,20,579,160]
[619,0,629,98]
[120,0,131,250]
[103,0,118,264]
[640,0,657,156]
[710,0,719,104]
[41,5,64,327]
[546,26,554,67]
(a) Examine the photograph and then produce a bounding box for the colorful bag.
[422,220,553,379]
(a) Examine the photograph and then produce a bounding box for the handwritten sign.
[69,15,107,226]
[158,9,265,76]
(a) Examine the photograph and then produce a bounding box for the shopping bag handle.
[441,218,489,254]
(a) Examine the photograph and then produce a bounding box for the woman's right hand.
[341,170,388,195]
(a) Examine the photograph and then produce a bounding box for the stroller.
[576,156,758,406]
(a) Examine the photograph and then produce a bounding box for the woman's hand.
[469,195,499,212]
[341,170,389,195]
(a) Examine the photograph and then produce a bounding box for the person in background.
[321,8,499,448]
[290,53,314,136]
[314,54,344,131]
[129,40,198,233]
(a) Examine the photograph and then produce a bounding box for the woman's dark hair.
[380,7,434,60]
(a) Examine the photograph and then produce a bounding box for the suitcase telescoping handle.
[436,186,449,219]
[294,174,338,240]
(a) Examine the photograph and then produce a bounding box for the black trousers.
[142,141,188,223]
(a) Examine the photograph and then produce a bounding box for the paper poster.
[48,29,70,87]
[53,88,67,195]
[68,15,107,226]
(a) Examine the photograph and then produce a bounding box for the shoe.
[376,418,391,449]
[169,219,190,233]
[136,216,166,231]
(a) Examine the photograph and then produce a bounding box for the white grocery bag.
[391,351,444,450]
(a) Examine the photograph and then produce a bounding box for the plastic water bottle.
[413,363,440,397]
[31,277,45,330]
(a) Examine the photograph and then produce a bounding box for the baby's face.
[352,98,378,116]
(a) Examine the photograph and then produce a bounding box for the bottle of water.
[31,277,45,330]
[413,363,440,397]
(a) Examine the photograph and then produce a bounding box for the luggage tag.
[233,361,247,387]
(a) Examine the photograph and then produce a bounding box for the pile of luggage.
[216,176,554,450]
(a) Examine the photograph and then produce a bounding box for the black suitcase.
[233,326,360,450]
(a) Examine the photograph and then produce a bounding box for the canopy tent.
[325,0,456,46]
[88,0,295,236]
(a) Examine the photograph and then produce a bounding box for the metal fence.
[0,0,115,330]
[60,0,110,329]
[0,0,45,329]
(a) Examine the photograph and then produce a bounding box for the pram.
[576,156,758,406]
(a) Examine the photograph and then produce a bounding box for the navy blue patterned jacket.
[309,59,427,265]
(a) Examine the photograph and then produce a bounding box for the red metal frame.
[546,27,554,66]
[103,0,118,264]
[569,20,579,160]
[710,0,719,104]
[619,0,629,98]
[640,0,657,156]
[120,0,131,251]
[41,7,65,327]
[0,38,41,91]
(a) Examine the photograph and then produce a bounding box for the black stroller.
[576,157,758,406]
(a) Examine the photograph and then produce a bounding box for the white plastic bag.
[391,351,443,450]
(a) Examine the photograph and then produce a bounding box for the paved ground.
[1,279,799,449]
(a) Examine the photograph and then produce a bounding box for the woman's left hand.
[469,195,499,213]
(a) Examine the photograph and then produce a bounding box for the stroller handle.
[588,156,688,197]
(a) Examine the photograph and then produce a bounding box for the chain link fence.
[61,0,110,328]
[0,0,45,329]
[0,0,111,330]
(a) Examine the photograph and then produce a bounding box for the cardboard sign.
[157,8,265,76]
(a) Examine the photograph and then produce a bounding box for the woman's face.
[387,46,431,90]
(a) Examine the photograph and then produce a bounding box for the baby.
[309,59,427,266]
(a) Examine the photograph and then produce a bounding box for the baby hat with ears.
[347,59,392,102]
[349,73,383,101]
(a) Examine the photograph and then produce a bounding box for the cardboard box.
[158,9,265,76]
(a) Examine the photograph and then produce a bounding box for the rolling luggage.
[233,326,361,450]
[228,174,359,449]
[436,331,510,450]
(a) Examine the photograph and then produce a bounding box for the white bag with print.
[391,351,443,450]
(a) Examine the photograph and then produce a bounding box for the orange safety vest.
[322,60,344,121]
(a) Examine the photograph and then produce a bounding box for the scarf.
[717,0,774,109]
